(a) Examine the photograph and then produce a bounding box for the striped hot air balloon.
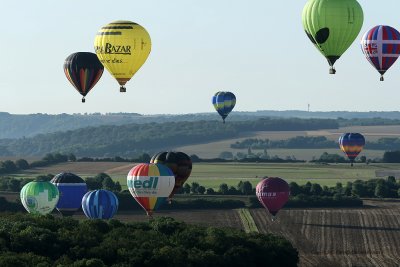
[339,133,365,166]
[127,163,175,216]
[81,190,119,219]
[64,52,104,102]
[51,172,87,216]
[20,181,59,215]
[212,91,236,123]
[361,25,400,81]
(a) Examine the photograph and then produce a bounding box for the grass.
[237,208,259,233]
[5,161,400,190]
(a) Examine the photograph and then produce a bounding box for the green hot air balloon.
[302,0,364,74]
[20,181,59,215]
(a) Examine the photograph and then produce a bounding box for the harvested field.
[251,200,400,267]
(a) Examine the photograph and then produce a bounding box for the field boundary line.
[237,208,259,233]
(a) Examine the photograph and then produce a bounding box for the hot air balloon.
[212,91,236,123]
[361,25,400,81]
[20,181,59,215]
[94,20,151,92]
[256,177,290,221]
[127,163,175,216]
[64,52,104,102]
[51,172,87,216]
[339,133,365,166]
[81,190,119,219]
[150,151,192,201]
[302,0,364,74]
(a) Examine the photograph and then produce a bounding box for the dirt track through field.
[251,200,400,267]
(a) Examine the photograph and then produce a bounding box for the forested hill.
[2,111,400,139]
[0,118,338,157]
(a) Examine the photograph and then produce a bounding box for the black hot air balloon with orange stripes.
[64,52,104,102]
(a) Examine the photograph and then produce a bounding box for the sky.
[0,0,399,115]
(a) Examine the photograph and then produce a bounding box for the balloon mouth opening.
[120,86,126,92]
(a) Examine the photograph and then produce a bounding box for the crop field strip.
[237,208,259,233]
[250,202,400,267]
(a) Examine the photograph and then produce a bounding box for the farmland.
[65,200,400,267]
[175,125,400,159]
[10,161,400,189]
[8,161,400,189]
[250,200,400,267]
[91,200,399,267]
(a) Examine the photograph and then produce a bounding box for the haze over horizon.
[1,0,399,115]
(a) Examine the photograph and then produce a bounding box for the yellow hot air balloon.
[94,20,151,92]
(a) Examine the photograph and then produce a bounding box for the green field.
[4,161,400,190]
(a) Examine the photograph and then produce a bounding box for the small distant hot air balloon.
[361,25,400,81]
[64,52,104,102]
[20,181,59,215]
[150,151,192,201]
[127,163,175,216]
[302,0,364,74]
[81,190,119,219]
[256,177,290,221]
[212,91,236,123]
[339,133,365,166]
[94,20,151,92]
[51,172,87,216]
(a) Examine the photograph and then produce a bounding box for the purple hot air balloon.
[256,177,290,221]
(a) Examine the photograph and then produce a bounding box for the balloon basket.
[82,97,85,103]
[120,86,126,93]
[271,216,276,222]
[329,68,336,74]
[380,76,384,81]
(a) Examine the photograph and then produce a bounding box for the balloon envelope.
[150,151,192,198]
[63,52,104,102]
[20,181,59,215]
[127,163,175,216]
[51,172,87,216]
[212,91,236,123]
[256,177,290,218]
[339,133,365,165]
[361,25,400,81]
[302,0,364,73]
[82,190,119,219]
[94,20,151,92]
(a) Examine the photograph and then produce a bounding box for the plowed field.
[251,200,400,267]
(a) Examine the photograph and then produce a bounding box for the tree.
[191,182,200,194]
[387,176,396,184]
[352,181,367,197]
[289,182,301,196]
[1,160,17,172]
[197,186,206,194]
[360,156,367,163]
[102,176,116,191]
[7,179,20,192]
[310,183,323,195]
[183,183,191,194]
[219,151,233,160]
[43,153,55,162]
[375,183,389,198]
[68,153,77,162]
[15,159,29,170]
[137,153,151,163]
[206,188,215,195]
[219,183,229,195]
[241,181,253,195]
[114,182,122,192]
[190,154,201,162]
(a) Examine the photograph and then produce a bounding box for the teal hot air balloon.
[212,91,236,123]
[20,181,59,215]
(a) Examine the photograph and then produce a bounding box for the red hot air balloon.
[256,177,290,220]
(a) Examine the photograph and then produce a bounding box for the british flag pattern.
[361,25,400,80]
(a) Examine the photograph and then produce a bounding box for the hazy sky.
[1,0,399,114]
